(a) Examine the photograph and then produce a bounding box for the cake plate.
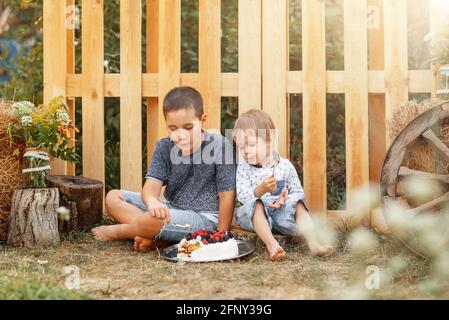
[160,239,256,263]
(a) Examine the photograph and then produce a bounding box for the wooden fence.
[43,0,439,228]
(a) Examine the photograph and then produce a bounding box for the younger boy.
[93,87,236,251]
[233,110,333,260]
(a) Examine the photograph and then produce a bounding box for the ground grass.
[0,227,444,300]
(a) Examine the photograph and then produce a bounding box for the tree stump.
[46,175,103,232]
[7,188,60,246]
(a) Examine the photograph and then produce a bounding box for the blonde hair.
[233,109,276,142]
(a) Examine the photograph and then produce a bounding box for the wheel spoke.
[422,129,449,161]
[398,166,449,184]
[405,191,449,215]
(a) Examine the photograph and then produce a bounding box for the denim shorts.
[236,197,308,236]
[121,190,217,243]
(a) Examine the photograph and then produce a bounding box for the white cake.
[177,230,239,262]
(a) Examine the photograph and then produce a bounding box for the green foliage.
[0,1,43,103]
[0,276,91,300]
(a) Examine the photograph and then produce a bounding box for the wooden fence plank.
[199,0,221,131]
[158,0,181,139]
[344,0,370,224]
[368,0,389,233]
[66,70,434,98]
[239,0,262,114]
[430,0,442,98]
[120,0,142,191]
[43,0,67,175]
[262,0,288,157]
[384,0,409,147]
[67,73,242,97]
[81,0,105,186]
[147,0,159,167]
[368,0,385,190]
[302,0,327,213]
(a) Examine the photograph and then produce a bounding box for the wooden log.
[7,188,60,246]
[46,175,103,232]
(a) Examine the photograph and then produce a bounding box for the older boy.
[93,87,236,251]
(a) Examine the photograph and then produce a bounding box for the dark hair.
[163,87,204,118]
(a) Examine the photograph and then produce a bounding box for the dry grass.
[0,229,441,300]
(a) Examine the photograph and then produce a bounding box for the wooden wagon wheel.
[380,100,449,258]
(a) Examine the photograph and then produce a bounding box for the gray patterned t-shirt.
[145,131,236,223]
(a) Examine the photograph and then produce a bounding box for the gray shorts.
[121,190,218,243]
[236,197,308,236]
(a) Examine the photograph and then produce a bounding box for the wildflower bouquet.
[6,96,80,188]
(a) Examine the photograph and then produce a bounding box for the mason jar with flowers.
[6,96,80,188]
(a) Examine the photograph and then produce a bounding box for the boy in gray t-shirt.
[93,87,236,251]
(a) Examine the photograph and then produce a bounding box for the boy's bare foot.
[92,226,117,241]
[134,236,156,252]
[310,244,334,257]
[268,245,286,261]
[134,237,172,252]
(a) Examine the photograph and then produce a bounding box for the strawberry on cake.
[177,229,239,262]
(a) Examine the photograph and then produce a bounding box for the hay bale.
[0,100,25,241]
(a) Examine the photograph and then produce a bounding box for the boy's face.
[166,107,207,155]
[235,130,272,165]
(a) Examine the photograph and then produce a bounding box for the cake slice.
[177,229,239,262]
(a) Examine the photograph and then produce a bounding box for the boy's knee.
[254,199,264,210]
[252,200,266,218]
[105,189,124,209]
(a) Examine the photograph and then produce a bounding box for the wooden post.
[262,0,288,157]
[238,0,262,114]
[344,0,370,227]
[158,0,181,139]
[384,0,409,146]
[120,0,142,192]
[199,0,221,131]
[43,0,68,175]
[147,0,159,167]
[368,0,389,232]
[302,0,327,213]
[7,188,60,246]
[82,0,105,187]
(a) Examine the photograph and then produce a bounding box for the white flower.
[56,206,71,221]
[340,284,370,300]
[343,183,380,225]
[20,115,33,127]
[56,110,70,124]
[12,101,34,118]
[348,227,379,256]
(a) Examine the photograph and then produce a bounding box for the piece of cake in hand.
[177,229,239,262]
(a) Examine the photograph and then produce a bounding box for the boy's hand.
[255,176,277,196]
[146,198,171,223]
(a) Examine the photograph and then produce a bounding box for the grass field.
[1,226,446,300]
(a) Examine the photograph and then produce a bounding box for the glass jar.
[437,64,449,95]
[22,147,51,189]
